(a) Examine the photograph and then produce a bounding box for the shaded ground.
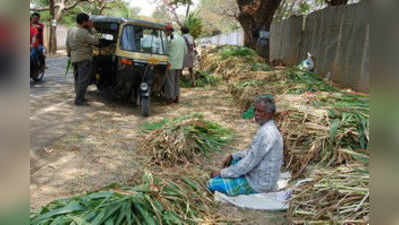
[30,56,288,224]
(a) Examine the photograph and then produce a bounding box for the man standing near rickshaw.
[164,23,187,104]
[66,13,99,106]
[181,26,196,86]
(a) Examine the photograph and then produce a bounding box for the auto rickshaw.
[90,16,169,116]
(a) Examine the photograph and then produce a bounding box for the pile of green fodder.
[198,45,370,223]
[228,68,337,109]
[226,68,369,178]
[180,70,221,88]
[140,113,233,166]
[288,160,369,224]
[277,89,369,178]
[30,172,224,225]
[200,45,369,176]
[199,45,266,80]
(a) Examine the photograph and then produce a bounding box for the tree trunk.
[48,0,57,55]
[49,25,57,55]
[186,4,190,18]
[236,0,282,61]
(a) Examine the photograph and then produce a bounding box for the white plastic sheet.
[214,172,292,211]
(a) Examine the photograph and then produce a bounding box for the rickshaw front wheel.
[141,97,150,117]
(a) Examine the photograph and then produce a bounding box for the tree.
[197,0,282,60]
[102,3,141,18]
[235,0,282,60]
[153,0,193,27]
[30,0,126,54]
[273,0,360,22]
[197,0,240,37]
[274,0,324,21]
[152,5,172,23]
[183,12,203,39]
[31,0,89,54]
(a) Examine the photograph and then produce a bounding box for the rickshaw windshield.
[120,24,168,55]
[93,22,119,41]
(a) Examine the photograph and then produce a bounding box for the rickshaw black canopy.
[90,15,166,30]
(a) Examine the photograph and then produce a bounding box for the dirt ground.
[30,58,288,224]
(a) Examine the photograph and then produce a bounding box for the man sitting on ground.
[208,95,283,196]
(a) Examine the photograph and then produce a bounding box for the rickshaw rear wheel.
[141,97,150,117]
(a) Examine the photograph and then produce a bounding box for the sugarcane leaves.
[328,119,341,151]
[49,216,73,225]
[285,69,337,94]
[140,114,233,166]
[115,201,131,225]
[68,216,91,225]
[163,210,183,225]
[31,166,226,224]
[289,165,370,223]
[141,119,170,133]
[338,149,369,165]
[104,217,115,225]
[134,202,157,225]
[182,177,199,192]
[32,201,85,225]
[357,113,369,149]
[98,200,125,225]
[143,194,162,224]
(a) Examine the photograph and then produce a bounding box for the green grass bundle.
[250,63,272,72]
[140,113,233,166]
[284,68,337,94]
[219,46,257,63]
[278,95,368,178]
[31,173,216,225]
[180,71,221,88]
[224,66,369,177]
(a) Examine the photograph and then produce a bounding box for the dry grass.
[199,45,370,224]
[139,113,233,167]
[288,163,369,224]
[199,45,369,178]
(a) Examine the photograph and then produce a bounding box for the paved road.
[30,56,145,209]
[30,57,73,97]
[30,56,95,174]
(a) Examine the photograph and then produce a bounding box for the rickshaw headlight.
[140,82,149,91]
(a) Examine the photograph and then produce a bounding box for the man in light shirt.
[164,23,187,104]
[208,95,283,196]
[181,26,196,86]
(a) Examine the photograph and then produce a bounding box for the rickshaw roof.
[90,15,166,29]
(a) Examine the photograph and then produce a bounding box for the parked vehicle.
[91,16,169,116]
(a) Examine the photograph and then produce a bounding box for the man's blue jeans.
[30,45,44,64]
[30,48,39,63]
